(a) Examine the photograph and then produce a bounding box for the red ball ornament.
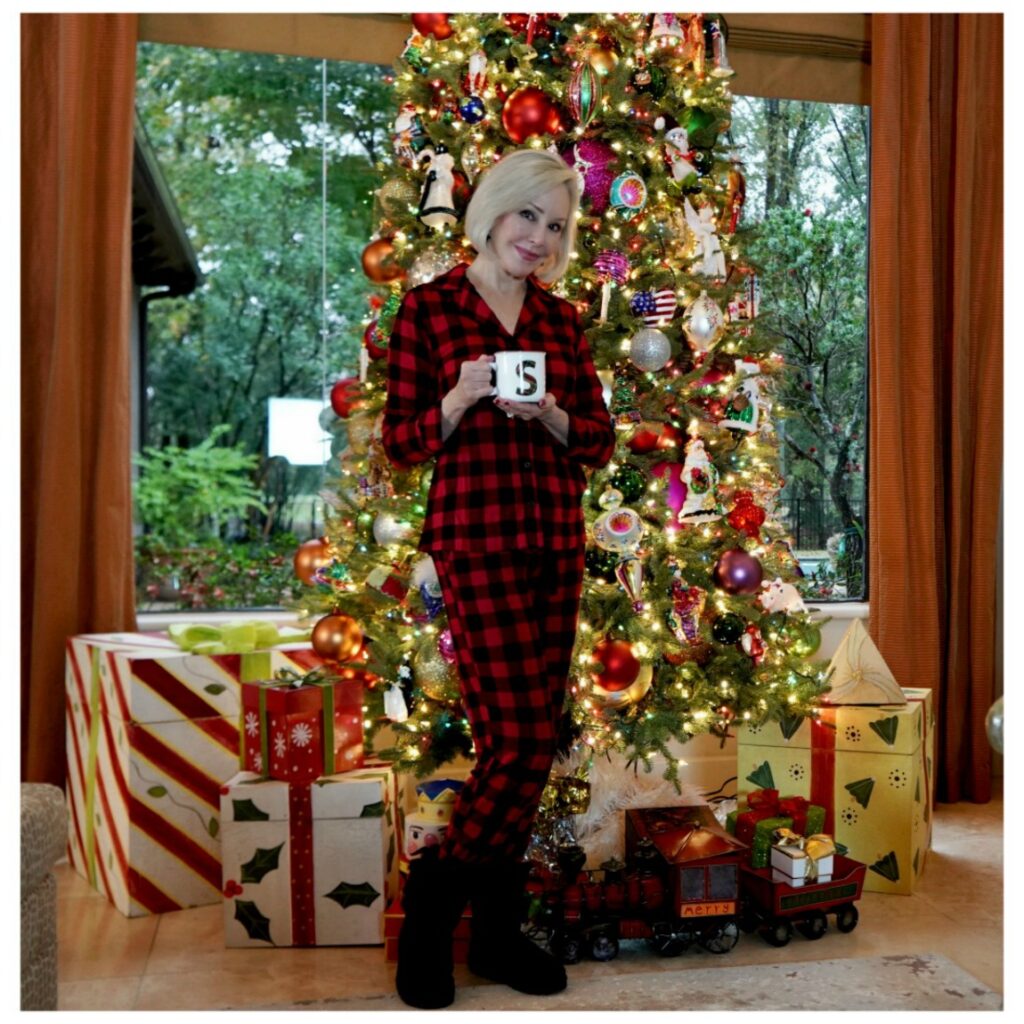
[293,537,331,586]
[329,377,362,419]
[627,427,660,455]
[712,548,764,595]
[591,638,640,691]
[363,319,387,359]
[411,13,453,39]
[502,86,563,144]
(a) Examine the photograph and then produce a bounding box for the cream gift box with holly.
[736,622,935,894]
[64,627,317,917]
[220,763,399,947]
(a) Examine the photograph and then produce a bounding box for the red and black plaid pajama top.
[381,262,615,863]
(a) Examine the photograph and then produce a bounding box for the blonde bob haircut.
[464,148,579,284]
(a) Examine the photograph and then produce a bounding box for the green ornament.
[611,465,646,504]
[683,105,716,142]
[711,613,744,645]
[791,621,822,657]
[762,611,787,638]
[632,64,667,98]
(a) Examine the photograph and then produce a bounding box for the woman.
[381,148,615,1009]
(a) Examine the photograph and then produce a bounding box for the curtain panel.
[21,14,139,785]
[868,14,1002,802]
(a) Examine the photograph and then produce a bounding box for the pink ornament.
[593,249,630,284]
[561,138,617,215]
[438,628,456,664]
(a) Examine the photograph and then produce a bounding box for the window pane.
[731,96,869,601]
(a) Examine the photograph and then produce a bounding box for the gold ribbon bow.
[772,827,837,879]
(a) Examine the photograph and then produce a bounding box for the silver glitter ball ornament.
[407,248,460,288]
[629,327,672,372]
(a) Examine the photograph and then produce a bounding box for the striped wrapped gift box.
[64,632,324,917]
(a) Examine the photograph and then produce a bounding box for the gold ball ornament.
[377,178,419,216]
[311,613,364,662]
[293,537,331,586]
[345,412,375,455]
[588,46,619,77]
[414,642,461,702]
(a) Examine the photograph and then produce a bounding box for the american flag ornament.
[630,288,677,327]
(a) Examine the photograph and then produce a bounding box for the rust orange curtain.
[21,14,139,786]
[869,14,1002,802]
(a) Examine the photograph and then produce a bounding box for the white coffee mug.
[490,351,546,403]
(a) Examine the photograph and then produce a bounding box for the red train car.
[529,805,865,963]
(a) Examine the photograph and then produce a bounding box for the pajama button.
[522,460,532,470]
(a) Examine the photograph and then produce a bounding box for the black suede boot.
[467,860,567,995]
[395,847,470,1009]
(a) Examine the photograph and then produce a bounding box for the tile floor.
[56,787,1003,1011]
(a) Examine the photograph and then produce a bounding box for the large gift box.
[220,764,399,947]
[65,631,321,916]
[241,672,364,782]
[736,687,935,894]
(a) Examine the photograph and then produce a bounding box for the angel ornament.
[418,145,458,230]
[684,197,726,278]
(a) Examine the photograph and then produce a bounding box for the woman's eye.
[520,209,535,220]
[549,223,562,233]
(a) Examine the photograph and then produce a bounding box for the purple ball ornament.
[593,248,630,285]
[712,548,764,595]
[438,628,457,664]
[560,138,617,215]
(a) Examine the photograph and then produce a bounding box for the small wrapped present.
[821,620,905,705]
[725,788,826,867]
[242,666,364,782]
[769,828,836,886]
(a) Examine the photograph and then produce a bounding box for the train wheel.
[701,921,740,954]
[795,911,828,940]
[589,931,619,962]
[647,921,689,957]
[762,919,792,947]
[552,932,583,964]
[835,904,860,933]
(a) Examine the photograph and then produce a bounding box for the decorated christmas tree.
[296,12,828,789]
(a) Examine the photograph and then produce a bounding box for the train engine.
[533,805,750,962]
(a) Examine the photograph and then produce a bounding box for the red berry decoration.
[712,548,764,595]
[727,490,766,540]
[591,638,640,691]
[502,86,563,143]
[411,13,453,39]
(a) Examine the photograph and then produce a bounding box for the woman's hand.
[451,354,496,410]
[494,392,560,422]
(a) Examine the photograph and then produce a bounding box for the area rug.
[260,953,1001,1011]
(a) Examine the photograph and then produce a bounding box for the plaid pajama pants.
[430,545,586,864]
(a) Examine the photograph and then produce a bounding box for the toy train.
[527,806,866,963]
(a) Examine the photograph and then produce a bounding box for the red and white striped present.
[64,632,324,917]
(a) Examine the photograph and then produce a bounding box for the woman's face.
[488,185,571,279]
